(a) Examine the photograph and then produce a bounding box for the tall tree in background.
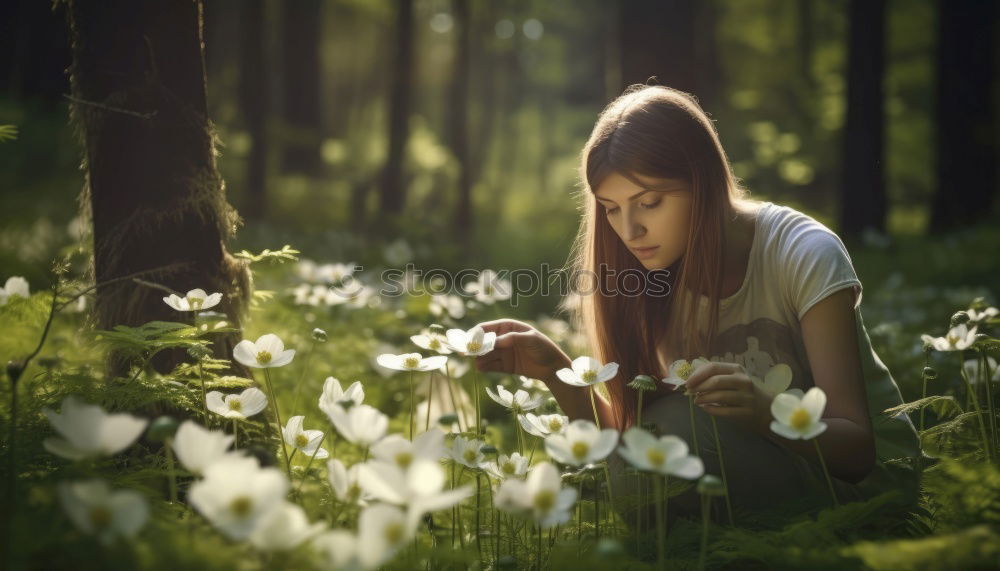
[240,0,270,220]
[839,0,887,239]
[930,0,997,232]
[281,0,324,175]
[66,0,251,378]
[618,0,722,112]
[379,0,415,218]
[448,0,472,252]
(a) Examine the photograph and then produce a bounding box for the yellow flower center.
[395,452,413,469]
[467,341,482,353]
[403,357,420,369]
[946,334,959,347]
[295,434,309,448]
[501,461,516,475]
[187,296,204,310]
[347,484,361,503]
[548,418,564,432]
[485,285,494,295]
[571,441,590,460]
[429,338,441,350]
[463,449,478,464]
[581,370,597,383]
[228,399,242,412]
[533,490,555,513]
[256,350,272,364]
[89,506,112,529]
[789,408,812,431]
[646,449,665,467]
[383,522,404,544]
[677,361,693,380]
[230,496,253,518]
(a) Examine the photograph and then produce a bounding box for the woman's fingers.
[691,374,749,394]
[476,319,531,336]
[693,388,751,407]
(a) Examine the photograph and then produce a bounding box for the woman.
[474,85,921,521]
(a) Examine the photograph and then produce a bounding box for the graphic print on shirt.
[706,317,810,394]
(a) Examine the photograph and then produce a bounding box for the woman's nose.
[622,212,646,241]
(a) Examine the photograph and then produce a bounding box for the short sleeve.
[781,225,863,321]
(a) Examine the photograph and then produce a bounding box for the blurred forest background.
[1,0,998,321]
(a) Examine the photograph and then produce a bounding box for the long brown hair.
[560,84,752,429]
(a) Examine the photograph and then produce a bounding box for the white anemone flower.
[617,427,705,478]
[358,459,473,531]
[544,419,619,467]
[162,288,222,312]
[282,415,328,460]
[360,504,412,569]
[429,293,466,319]
[233,333,296,368]
[312,530,365,571]
[518,413,569,438]
[556,356,619,387]
[967,306,999,323]
[318,377,365,422]
[0,276,30,304]
[770,386,829,440]
[58,479,149,545]
[445,325,497,357]
[749,363,794,398]
[188,455,289,541]
[327,458,374,506]
[448,436,485,468]
[172,420,238,475]
[661,357,711,393]
[248,500,326,552]
[481,452,529,481]
[921,324,978,352]
[485,385,543,413]
[376,352,448,372]
[206,388,268,420]
[371,430,445,469]
[329,404,388,447]
[963,356,1000,385]
[411,328,453,355]
[463,269,512,305]
[519,375,548,392]
[42,396,148,460]
[494,461,577,528]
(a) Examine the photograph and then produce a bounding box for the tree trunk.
[379,0,414,219]
[449,0,472,254]
[66,0,252,380]
[839,0,887,239]
[929,0,997,232]
[281,0,324,175]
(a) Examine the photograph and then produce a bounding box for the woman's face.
[593,171,693,270]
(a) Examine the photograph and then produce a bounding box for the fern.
[883,396,963,420]
[233,244,300,264]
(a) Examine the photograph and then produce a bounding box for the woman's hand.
[473,319,571,383]
[683,362,775,434]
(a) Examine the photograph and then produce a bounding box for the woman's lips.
[632,246,659,259]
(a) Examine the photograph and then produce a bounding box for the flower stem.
[233,419,238,448]
[979,350,997,456]
[426,371,435,432]
[444,362,465,433]
[295,434,325,497]
[476,472,483,562]
[601,463,616,534]
[698,493,710,570]
[590,386,601,429]
[959,354,993,462]
[264,368,293,479]
[409,370,415,439]
[474,365,483,436]
[636,390,644,429]
[919,373,928,432]
[812,439,839,507]
[512,410,524,455]
[198,361,209,426]
[709,416,734,525]
[654,475,665,570]
[165,438,178,503]
[687,394,700,457]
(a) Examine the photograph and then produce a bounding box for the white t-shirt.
[678,201,921,468]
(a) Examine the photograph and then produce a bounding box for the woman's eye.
[640,200,661,210]
[605,207,619,215]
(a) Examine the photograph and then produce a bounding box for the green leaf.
[883,396,963,420]
[233,244,300,264]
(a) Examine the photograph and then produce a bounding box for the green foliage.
[0,124,17,142]
[234,244,300,264]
